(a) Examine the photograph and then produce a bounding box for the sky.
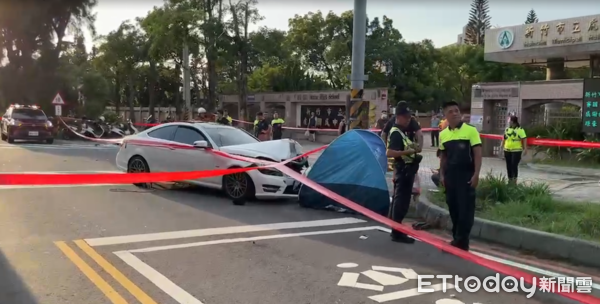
[85,0,598,50]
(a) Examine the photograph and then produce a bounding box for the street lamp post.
[347,0,369,130]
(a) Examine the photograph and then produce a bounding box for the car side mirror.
[193,140,209,149]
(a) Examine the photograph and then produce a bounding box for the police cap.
[395,102,411,116]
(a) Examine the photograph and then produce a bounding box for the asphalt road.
[0,139,595,304]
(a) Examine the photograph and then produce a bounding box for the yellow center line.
[74,239,158,304]
[54,241,128,304]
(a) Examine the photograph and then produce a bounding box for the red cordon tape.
[0,142,326,185]
[209,149,600,304]
[2,133,595,302]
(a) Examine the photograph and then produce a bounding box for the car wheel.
[7,136,14,143]
[127,156,151,188]
[45,138,54,144]
[223,172,255,200]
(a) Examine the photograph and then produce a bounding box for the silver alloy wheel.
[225,173,247,199]
[128,158,146,173]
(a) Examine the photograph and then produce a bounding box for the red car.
[1,104,54,144]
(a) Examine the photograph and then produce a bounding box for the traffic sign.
[52,93,65,105]
[54,105,62,116]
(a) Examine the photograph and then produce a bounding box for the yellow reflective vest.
[386,126,416,172]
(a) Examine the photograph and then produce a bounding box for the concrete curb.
[526,163,600,178]
[416,196,600,268]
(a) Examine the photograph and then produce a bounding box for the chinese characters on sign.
[523,17,600,48]
[582,78,600,133]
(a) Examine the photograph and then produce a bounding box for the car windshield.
[12,109,47,120]
[204,127,259,147]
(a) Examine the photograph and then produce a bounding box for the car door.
[142,125,178,172]
[170,126,221,184]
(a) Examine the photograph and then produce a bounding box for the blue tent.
[299,130,390,216]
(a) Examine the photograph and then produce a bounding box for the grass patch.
[428,173,600,242]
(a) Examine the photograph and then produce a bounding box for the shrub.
[476,172,551,205]
[427,173,600,241]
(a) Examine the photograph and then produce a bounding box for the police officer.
[216,110,230,125]
[502,116,527,184]
[254,112,270,140]
[271,112,285,140]
[438,101,482,251]
[223,109,233,125]
[387,103,422,244]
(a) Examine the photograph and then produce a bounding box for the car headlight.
[46,121,53,127]
[257,168,283,176]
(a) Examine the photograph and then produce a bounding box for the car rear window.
[12,109,47,120]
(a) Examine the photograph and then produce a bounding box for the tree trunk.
[175,63,182,119]
[127,74,135,123]
[115,73,121,115]
[239,4,250,123]
[148,61,157,117]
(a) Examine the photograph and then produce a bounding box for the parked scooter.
[60,122,81,140]
[144,115,157,131]
[126,119,139,135]
[103,122,125,138]
[111,119,138,137]
[81,119,105,138]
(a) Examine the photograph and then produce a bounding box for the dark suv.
[1,105,54,144]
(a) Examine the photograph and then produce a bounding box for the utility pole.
[347,0,369,130]
[182,44,191,120]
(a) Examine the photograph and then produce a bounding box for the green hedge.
[429,173,600,241]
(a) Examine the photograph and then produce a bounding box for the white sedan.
[116,122,308,200]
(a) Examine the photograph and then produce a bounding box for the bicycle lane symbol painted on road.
[335,263,479,303]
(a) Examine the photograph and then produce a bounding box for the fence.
[105,106,179,123]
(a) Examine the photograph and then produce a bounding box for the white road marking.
[337,263,359,268]
[337,272,384,291]
[361,270,409,286]
[473,252,600,290]
[115,251,204,304]
[436,299,466,304]
[368,283,455,303]
[86,217,367,247]
[127,226,381,253]
[371,266,419,279]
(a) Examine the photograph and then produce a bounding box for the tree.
[96,22,145,121]
[464,0,491,46]
[286,11,351,89]
[226,0,262,122]
[138,1,202,117]
[525,9,538,24]
[0,1,568,123]
[0,0,97,107]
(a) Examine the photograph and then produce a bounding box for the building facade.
[473,14,600,156]
[219,88,389,128]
